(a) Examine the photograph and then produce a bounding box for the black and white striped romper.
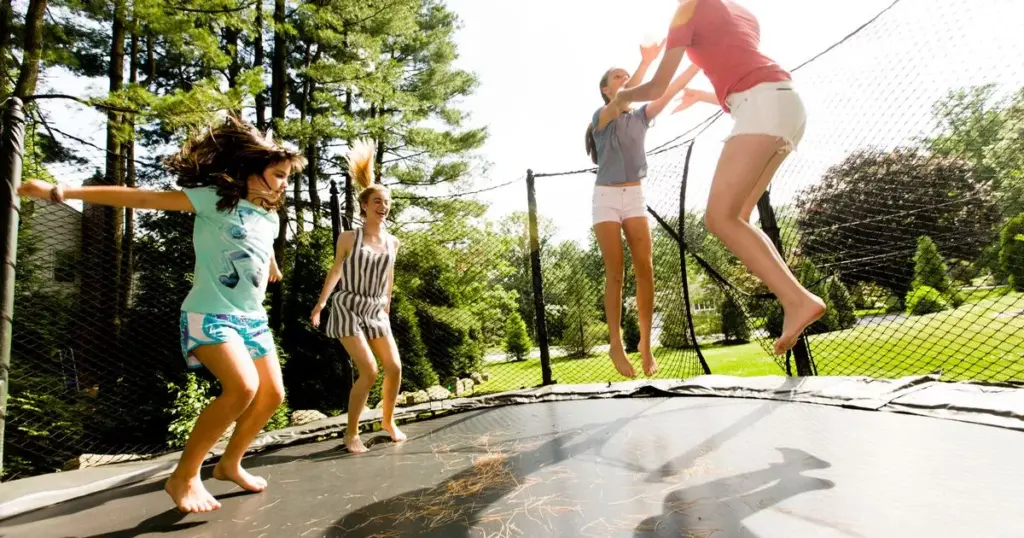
[325,229,395,340]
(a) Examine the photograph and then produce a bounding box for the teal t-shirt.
[180,187,279,318]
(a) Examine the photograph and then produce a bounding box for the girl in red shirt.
[614,0,825,356]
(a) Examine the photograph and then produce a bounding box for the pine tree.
[912,235,952,293]
[504,312,531,361]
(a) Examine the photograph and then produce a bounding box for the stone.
[426,385,451,401]
[456,378,475,396]
[411,390,430,404]
[470,372,484,385]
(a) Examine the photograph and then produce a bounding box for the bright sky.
[443,0,1024,243]
[32,0,1024,244]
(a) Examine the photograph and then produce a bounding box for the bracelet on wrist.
[49,184,65,203]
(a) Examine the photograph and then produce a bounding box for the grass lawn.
[810,291,1024,381]
[480,291,1024,393]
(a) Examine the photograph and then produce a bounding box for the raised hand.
[640,39,665,63]
[672,88,701,113]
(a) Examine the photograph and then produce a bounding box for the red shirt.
[667,0,790,112]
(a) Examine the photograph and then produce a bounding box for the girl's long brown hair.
[164,116,306,212]
[585,69,615,165]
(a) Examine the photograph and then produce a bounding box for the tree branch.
[25,93,140,114]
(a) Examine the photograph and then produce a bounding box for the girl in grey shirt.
[584,44,700,379]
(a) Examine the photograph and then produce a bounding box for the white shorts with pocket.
[592,184,646,225]
[725,81,807,151]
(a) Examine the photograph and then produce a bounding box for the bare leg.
[213,348,285,492]
[340,334,378,454]
[368,335,406,442]
[594,221,636,378]
[705,135,825,355]
[621,216,657,376]
[164,342,259,513]
[739,153,791,266]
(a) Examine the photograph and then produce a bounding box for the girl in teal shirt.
[19,117,306,514]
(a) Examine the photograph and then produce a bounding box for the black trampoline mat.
[3,397,1024,537]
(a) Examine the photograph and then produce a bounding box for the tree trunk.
[0,0,13,99]
[120,14,139,316]
[343,90,353,229]
[225,24,241,117]
[370,105,385,182]
[269,0,288,331]
[253,1,266,130]
[145,32,155,83]
[12,0,46,99]
[271,0,286,123]
[75,0,125,388]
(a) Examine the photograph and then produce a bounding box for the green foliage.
[2,371,93,479]
[264,401,292,433]
[504,312,531,361]
[824,276,857,331]
[280,228,350,412]
[905,286,950,316]
[912,236,952,293]
[418,304,482,380]
[659,297,693,349]
[165,373,214,449]
[795,148,1000,300]
[850,282,889,310]
[720,296,750,343]
[929,85,1024,217]
[1000,213,1024,291]
[389,292,438,391]
[622,306,641,353]
[558,279,604,358]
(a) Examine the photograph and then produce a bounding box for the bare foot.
[345,434,368,454]
[775,294,827,355]
[640,341,658,376]
[213,462,268,493]
[164,473,220,513]
[609,342,636,378]
[382,421,407,443]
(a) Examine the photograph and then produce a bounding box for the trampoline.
[2,377,1024,537]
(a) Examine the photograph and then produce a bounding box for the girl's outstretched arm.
[625,40,665,90]
[310,231,355,327]
[18,180,195,212]
[645,64,702,120]
[384,236,400,313]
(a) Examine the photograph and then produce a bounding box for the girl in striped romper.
[311,140,405,454]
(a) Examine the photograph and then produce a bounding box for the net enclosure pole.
[677,142,712,375]
[329,179,341,250]
[526,169,553,385]
[0,97,27,475]
[756,189,814,376]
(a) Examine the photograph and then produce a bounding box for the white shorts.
[725,81,807,151]
[592,184,646,225]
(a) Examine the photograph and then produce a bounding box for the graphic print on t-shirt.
[217,206,269,289]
